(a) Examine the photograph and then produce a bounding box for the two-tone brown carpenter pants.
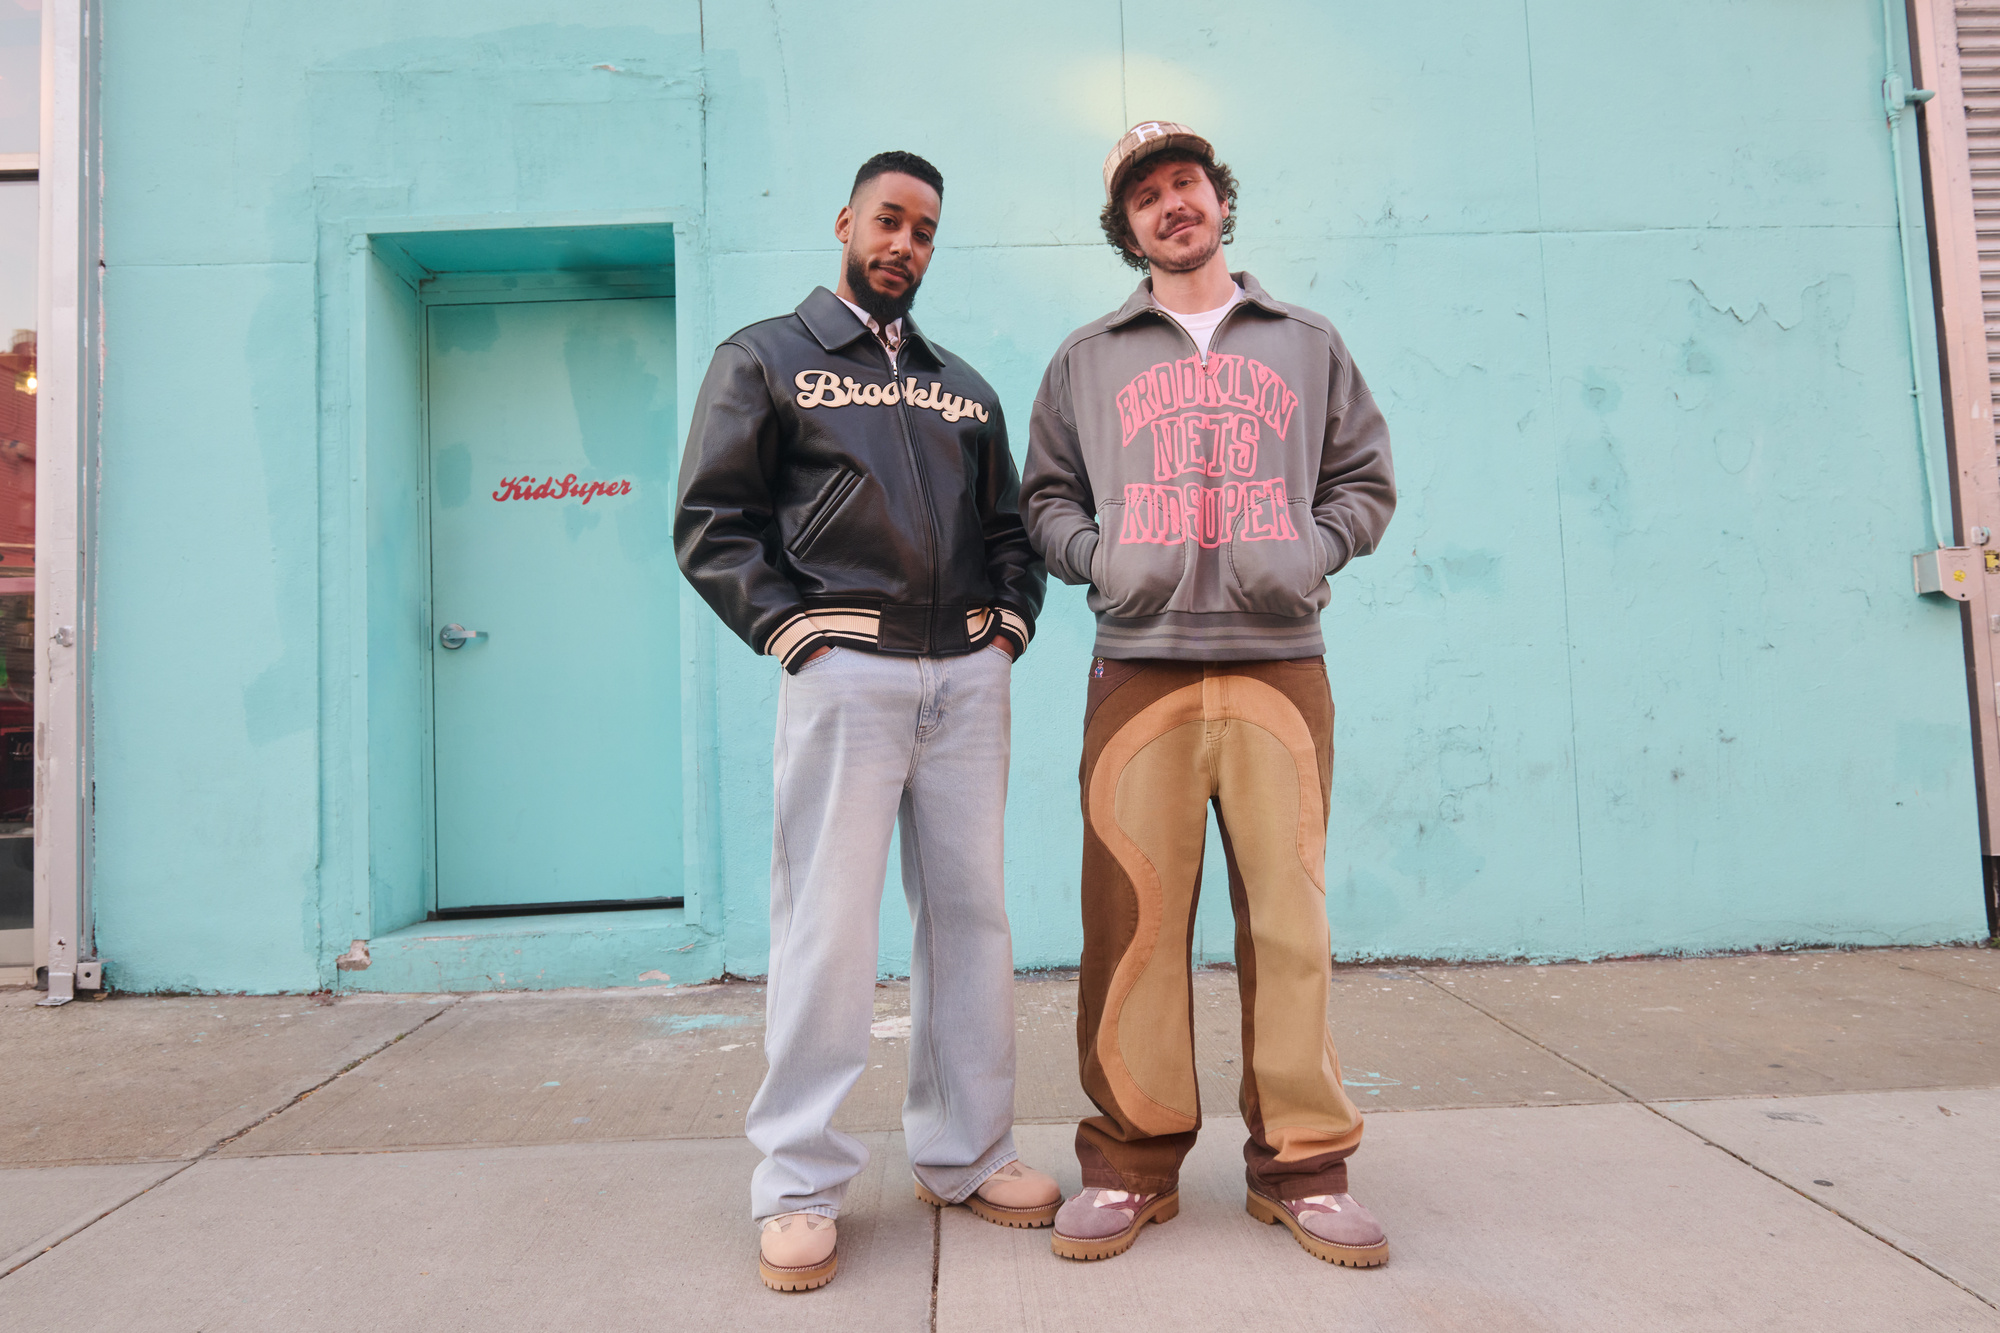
[1073,656,1363,1201]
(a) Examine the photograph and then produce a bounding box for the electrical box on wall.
[1914,547,1980,601]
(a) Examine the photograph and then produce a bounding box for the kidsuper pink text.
[1120,479,1299,548]
[491,475,634,504]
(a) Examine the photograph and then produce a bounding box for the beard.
[844,251,922,325]
[1144,214,1222,274]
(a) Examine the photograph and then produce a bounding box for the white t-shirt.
[1161,284,1245,358]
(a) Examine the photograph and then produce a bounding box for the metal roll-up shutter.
[1960,2,2000,420]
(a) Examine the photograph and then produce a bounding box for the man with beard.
[1020,123,1397,1266]
[676,150,1056,1293]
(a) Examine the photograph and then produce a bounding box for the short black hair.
[1100,148,1239,272]
[852,150,944,202]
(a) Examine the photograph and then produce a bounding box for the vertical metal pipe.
[1886,0,1952,549]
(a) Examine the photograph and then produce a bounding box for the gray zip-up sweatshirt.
[1021,271,1395,661]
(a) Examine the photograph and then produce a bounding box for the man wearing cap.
[677,149,1058,1293]
[1021,123,1397,1266]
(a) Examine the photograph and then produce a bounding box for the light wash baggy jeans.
[746,644,1021,1222]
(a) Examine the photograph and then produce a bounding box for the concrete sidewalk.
[3,948,1998,1330]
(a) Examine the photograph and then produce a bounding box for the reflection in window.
[0,0,31,963]
[0,325,28,824]
[0,172,29,954]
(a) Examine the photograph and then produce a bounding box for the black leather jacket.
[675,287,1045,669]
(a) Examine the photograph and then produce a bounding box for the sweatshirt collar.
[796,286,942,368]
[1106,270,1285,330]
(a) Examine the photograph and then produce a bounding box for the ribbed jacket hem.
[765,603,1032,671]
[1091,610,1324,661]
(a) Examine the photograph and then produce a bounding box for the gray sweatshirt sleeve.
[1314,331,1396,575]
[1020,349,1101,586]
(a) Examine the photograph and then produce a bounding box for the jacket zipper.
[879,341,943,638]
[1161,297,1247,370]
[1160,302,1249,570]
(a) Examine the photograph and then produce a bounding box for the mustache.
[1157,209,1204,239]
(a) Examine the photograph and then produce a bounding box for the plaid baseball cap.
[1102,121,1216,203]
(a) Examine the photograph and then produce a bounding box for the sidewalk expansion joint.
[1413,971,1999,1313]
[0,997,463,1283]
[927,1198,941,1333]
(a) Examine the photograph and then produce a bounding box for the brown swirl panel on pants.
[1084,673,1363,1161]
[1086,683,1206,1136]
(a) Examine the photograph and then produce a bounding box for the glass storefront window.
[0,0,34,962]
[0,0,35,155]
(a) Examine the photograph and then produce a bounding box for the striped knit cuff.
[780,632,837,674]
[763,610,823,672]
[992,607,1032,657]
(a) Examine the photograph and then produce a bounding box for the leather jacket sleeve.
[674,341,807,655]
[974,398,1047,643]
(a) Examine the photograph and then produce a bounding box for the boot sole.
[1246,1190,1389,1268]
[915,1180,1059,1228]
[1050,1190,1180,1261]
[759,1251,838,1292]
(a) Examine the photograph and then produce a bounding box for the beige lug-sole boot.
[1245,1190,1389,1268]
[914,1180,1061,1229]
[1050,1190,1180,1261]
[759,1250,838,1292]
[758,1212,839,1292]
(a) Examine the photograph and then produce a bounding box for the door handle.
[439,623,487,650]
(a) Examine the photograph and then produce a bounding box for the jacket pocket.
[787,467,863,560]
[1092,500,1187,617]
[1225,500,1323,613]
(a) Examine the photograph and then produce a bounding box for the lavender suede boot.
[1246,1188,1389,1268]
[1050,1187,1180,1261]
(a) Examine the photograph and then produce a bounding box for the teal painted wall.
[86,0,1987,993]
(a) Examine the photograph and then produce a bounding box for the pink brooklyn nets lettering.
[1112,355,1304,548]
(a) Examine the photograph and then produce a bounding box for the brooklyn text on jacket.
[793,370,991,422]
[491,474,634,504]
[1116,354,1300,448]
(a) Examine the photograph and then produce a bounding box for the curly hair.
[1099,149,1239,272]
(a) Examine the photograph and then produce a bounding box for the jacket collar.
[1105,269,1285,330]
[795,285,943,369]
